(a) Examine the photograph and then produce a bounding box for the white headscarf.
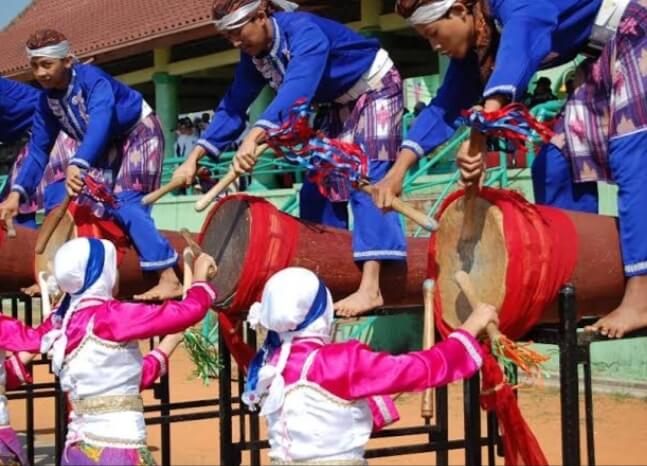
[407,0,456,25]
[25,40,71,59]
[213,0,299,31]
[40,238,117,374]
[243,267,333,415]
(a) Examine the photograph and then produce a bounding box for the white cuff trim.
[625,260,647,275]
[353,250,407,259]
[197,139,221,157]
[448,331,483,368]
[190,282,217,302]
[401,140,425,158]
[69,157,90,169]
[11,184,27,200]
[373,395,393,424]
[150,349,168,376]
[254,120,279,130]
[483,85,517,101]
[9,355,25,385]
[140,252,179,271]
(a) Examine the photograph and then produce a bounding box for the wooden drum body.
[198,194,431,314]
[0,203,188,298]
[430,188,625,336]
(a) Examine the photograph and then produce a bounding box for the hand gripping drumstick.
[359,183,439,232]
[35,194,72,255]
[141,177,189,206]
[454,270,500,341]
[420,279,436,419]
[182,248,194,298]
[460,130,486,242]
[180,228,217,281]
[194,144,269,212]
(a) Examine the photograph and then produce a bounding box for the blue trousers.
[532,131,647,276]
[300,160,407,262]
[43,181,177,272]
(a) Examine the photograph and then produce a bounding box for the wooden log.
[198,195,430,312]
[432,189,625,331]
[0,212,190,299]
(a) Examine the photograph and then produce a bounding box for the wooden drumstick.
[194,144,269,212]
[460,130,486,242]
[142,177,189,206]
[360,183,439,232]
[421,279,436,419]
[180,228,217,280]
[454,270,500,341]
[182,247,195,298]
[35,194,72,255]
[37,272,52,320]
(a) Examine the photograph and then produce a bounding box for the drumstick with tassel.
[454,271,548,379]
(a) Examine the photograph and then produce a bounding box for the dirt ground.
[9,346,647,465]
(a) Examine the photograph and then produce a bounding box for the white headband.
[213,0,299,31]
[25,40,71,59]
[407,0,456,25]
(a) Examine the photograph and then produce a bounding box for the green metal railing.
[158,99,565,229]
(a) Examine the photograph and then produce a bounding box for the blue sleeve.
[197,54,266,158]
[402,57,482,158]
[255,20,329,130]
[483,0,559,100]
[12,96,59,198]
[69,76,116,169]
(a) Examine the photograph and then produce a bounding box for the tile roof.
[0,0,215,77]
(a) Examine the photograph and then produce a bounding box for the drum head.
[200,198,251,307]
[34,207,76,280]
[436,196,507,329]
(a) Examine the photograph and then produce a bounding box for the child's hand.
[193,253,217,282]
[460,303,499,338]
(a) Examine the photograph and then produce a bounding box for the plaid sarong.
[314,68,403,201]
[557,0,647,183]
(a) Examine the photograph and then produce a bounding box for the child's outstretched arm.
[311,303,498,400]
[94,253,218,342]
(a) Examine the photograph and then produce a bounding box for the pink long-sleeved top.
[0,283,216,384]
[270,328,484,427]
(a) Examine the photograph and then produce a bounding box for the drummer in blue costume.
[173,0,407,316]
[373,0,647,338]
[4,29,183,301]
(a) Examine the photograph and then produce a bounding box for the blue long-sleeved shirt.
[403,0,602,158]
[198,11,381,157]
[13,63,144,197]
[0,77,40,144]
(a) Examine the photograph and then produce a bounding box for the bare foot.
[585,275,647,338]
[20,283,41,297]
[133,268,183,301]
[334,289,384,317]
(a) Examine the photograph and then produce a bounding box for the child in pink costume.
[242,267,498,465]
[0,237,217,465]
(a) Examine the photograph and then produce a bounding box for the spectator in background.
[528,77,557,108]
[565,79,575,98]
[193,117,203,137]
[174,118,198,159]
[200,113,211,134]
